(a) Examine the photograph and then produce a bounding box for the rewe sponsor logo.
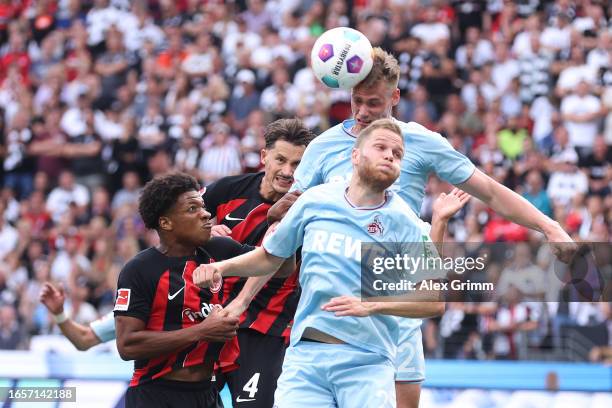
[309,229,361,261]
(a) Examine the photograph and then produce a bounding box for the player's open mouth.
[203,222,212,229]
[276,177,293,186]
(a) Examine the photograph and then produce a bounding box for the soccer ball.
[311,27,373,89]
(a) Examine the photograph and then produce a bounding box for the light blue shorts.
[274,341,396,408]
[394,325,425,383]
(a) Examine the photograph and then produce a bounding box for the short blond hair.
[355,118,403,148]
[356,47,400,90]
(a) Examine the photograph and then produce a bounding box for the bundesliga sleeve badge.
[114,288,131,311]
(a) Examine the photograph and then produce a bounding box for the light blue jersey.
[290,117,473,382]
[291,118,476,213]
[263,182,428,363]
[90,311,116,343]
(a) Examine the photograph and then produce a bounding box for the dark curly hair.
[138,172,201,230]
[264,118,316,149]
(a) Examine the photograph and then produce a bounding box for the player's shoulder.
[396,119,444,141]
[311,122,352,145]
[201,237,253,260]
[120,247,164,277]
[202,236,243,253]
[302,181,345,200]
[204,172,263,195]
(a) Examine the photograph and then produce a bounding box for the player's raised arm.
[39,282,104,351]
[459,168,576,262]
[430,188,471,256]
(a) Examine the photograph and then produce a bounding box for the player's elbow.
[117,347,134,361]
[74,342,90,352]
[116,339,135,361]
[74,331,100,351]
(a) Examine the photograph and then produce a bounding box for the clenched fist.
[193,263,223,289]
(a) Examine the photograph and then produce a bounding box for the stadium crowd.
[0,0,610,362]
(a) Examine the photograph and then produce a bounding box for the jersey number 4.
[243,373,260,398]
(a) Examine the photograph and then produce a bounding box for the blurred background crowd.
[0,0,610,363]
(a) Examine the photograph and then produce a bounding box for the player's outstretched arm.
[193,246,288,288]
[430,188,470,255]
[321,296,445,318]
[39,282,102,351]
[459,169,576,262]
[115,308,238,361]
[224,258,296,318]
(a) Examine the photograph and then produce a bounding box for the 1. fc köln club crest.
[367,216,384,236]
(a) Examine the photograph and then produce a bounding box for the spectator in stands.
[111,171,141,213]
[578,195,607,240]
[518,34,553,103]
[29,108,67,181]
[497,243,547,301]
[260,66,299,118]
[94,27,136,108]
[561,79,604,158]
[228,69,260,135]
[397,84,438,123]
[580,136,611,197]
[489,285,538,360]
[523,170,553,219]
[46,170,90,223]
[3,110,34,200]
[497,115,528,161]
[242,0,273,34]
[0,303,24,349]
[547,149,588,208]
[173,132,201,179]
[198,122,242,185]
[556,46,597,98]
[64,108,105,192]
[455,26,494,73]
[0,200,17,262]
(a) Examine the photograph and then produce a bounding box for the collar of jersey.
[342,119,357,138]
[344,186,391,210]
[342,118,401,138]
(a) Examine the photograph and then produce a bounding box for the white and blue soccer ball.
[310,27,374,90]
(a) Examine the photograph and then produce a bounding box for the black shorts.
[228,328,287,408]
[125,378,223,408]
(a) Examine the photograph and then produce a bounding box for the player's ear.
[158,216,173,231]
[391,87,400,106]
[351,147,359,165]
[260,148,267,166]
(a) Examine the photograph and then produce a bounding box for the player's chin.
[373,173,397,190]
[273,179,293,193]
[200,228,212,243]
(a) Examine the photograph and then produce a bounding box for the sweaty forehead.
[352,82,394,99]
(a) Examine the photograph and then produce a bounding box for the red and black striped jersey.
[114,237,253,387]
[203,172,299,338]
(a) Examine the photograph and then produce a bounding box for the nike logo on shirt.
[235,396,256,403]
[167,286,184,300]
